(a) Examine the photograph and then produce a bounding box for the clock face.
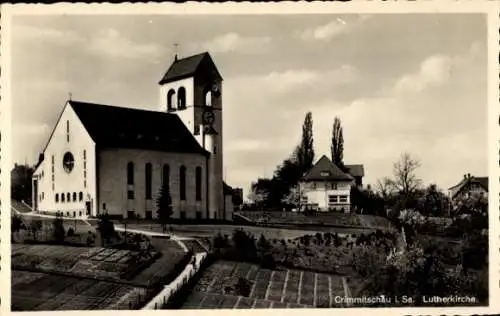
[63,152,75,173]
[202,110,215,125]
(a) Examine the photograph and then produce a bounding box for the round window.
[63,152,75,173]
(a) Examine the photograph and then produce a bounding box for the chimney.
[468,173,471,178]
[463,174,467,179]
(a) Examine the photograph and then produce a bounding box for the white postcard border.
[1,2,499,316]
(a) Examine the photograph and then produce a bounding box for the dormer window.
[320,171,331,177]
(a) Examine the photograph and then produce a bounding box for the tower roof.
[69,100,209,156]
[158,52,222,85]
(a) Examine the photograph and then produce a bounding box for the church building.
[31,52,234,221]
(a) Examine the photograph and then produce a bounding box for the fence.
[142,252,208,310]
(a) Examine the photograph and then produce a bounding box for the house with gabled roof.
[448,173,488,201]
[298,155,364,213]
[31,52,234,221]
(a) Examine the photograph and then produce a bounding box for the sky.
[9,13,488,198]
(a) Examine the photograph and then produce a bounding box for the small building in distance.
[448,173,488,201]
[298,155,364,213]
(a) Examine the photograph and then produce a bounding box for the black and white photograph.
[2,2,498,314]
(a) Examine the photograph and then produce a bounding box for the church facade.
[31,52,234,221]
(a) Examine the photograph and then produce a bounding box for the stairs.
[12,200,33,213]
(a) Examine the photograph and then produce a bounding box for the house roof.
[69,101,209,156]
[345,164,365,178]
[448,175,488,196]
[158,52,222,85]
[301,155,354,182]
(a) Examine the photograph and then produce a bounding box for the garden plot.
[11,244,157,281]
[182,260,350,309]
[11,270,145,311]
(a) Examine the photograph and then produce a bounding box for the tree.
[11,164,34,204]
[392,153,422,196]
[330,117,344,169]
[296,112,315,174]
[376,177,396,201]
[97,213,115,246]
[281,186,302,208]
[11,215,24,242]
[30,220,42,241]
[156,183,173,233]
[418,184,449,216]
[53,213,66,243]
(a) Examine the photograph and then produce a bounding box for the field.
[12,270,145,310]
[182,261,350,309]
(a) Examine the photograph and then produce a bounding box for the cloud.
[14,25,163,62]
[299,15,370,41]
[391,41,485,95]
[200,32,271,54]
[229,64,357,97]
[393,55,453,94]
[87,28,163,61]
[13,25,83,46]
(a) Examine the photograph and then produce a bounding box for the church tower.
[158,52,225,220]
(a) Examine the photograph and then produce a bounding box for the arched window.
[195,167,202,201]
[66,193,70,202]
[145,163,152,199]
[55,194,59,203]
[162,164,170,187]
[79,192,83,201]
[72,192,77,202]
[61,193,65,203]
[179,165,186,201]
[167,89,176,111]
[177,87,186,109]
[205,90,212,107]
[127,162,134,185]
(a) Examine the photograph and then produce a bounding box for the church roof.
[69,101,209,156]
[158,52,222,85]
[301,155,355,182]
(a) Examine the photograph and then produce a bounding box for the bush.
[261,252,276,269]
[67,228,75,237]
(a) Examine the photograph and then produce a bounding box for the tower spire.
[174,43,179,61]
